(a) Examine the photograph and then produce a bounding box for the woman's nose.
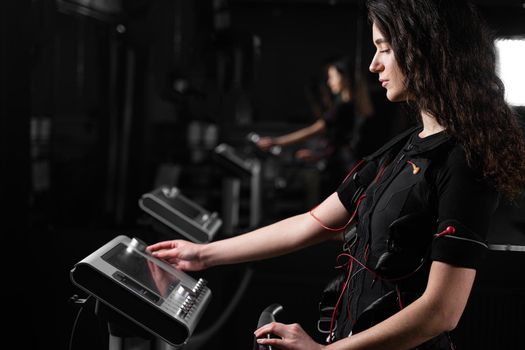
[369,54,382,73]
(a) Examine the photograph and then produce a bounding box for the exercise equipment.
[70,235,212,349]
[139,186,222,243]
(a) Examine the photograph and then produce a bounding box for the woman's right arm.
[257,119,326,150]
[147,192,350,271]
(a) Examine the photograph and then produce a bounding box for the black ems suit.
[332,126,498,349]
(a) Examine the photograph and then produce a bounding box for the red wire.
[309,194,366,232]
[309,158,367,233]
[327,248,429,340]
[323,158,457,341]
[328,260,353,342]
[396,285,404,309]
[324,159,440,340]
[341,159,366,184]
[373,164,386,184]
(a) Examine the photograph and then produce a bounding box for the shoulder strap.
[363,126,420,161]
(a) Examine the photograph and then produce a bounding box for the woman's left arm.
[255,261,475,350]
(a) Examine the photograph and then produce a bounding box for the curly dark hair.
[367,0,525,199]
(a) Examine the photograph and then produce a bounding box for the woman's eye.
[380,49,390,53]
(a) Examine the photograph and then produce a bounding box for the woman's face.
[369,22,407,102]
[327,66,345,95]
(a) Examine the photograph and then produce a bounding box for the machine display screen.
[102,243,180,298]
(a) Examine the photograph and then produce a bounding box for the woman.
[148,0,525,349]
[257,58,373,195]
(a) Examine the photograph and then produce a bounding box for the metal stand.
[107,335,178,350]
[220,158,261,234]
[222,177,241,234]
[96,300,181,350]
[249,160,262,228]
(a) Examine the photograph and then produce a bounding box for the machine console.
[70,235,212,347]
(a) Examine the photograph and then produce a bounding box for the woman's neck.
[419,110,445,138]
[340,89,352,102]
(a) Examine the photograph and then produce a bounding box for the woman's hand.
[254,322,325,350]
[147,240,208,271]
[257,137,275,150]
[295,148,317,162]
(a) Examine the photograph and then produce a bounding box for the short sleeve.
[430,147,499,269]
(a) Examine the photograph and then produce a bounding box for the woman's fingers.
[254,322,285,338]
[147,240,177,252]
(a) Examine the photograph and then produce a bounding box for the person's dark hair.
[367,0,525,199]
[325,56,375,118]
[325,56,355,93]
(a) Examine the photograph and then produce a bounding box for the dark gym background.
[1,0,524,349]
